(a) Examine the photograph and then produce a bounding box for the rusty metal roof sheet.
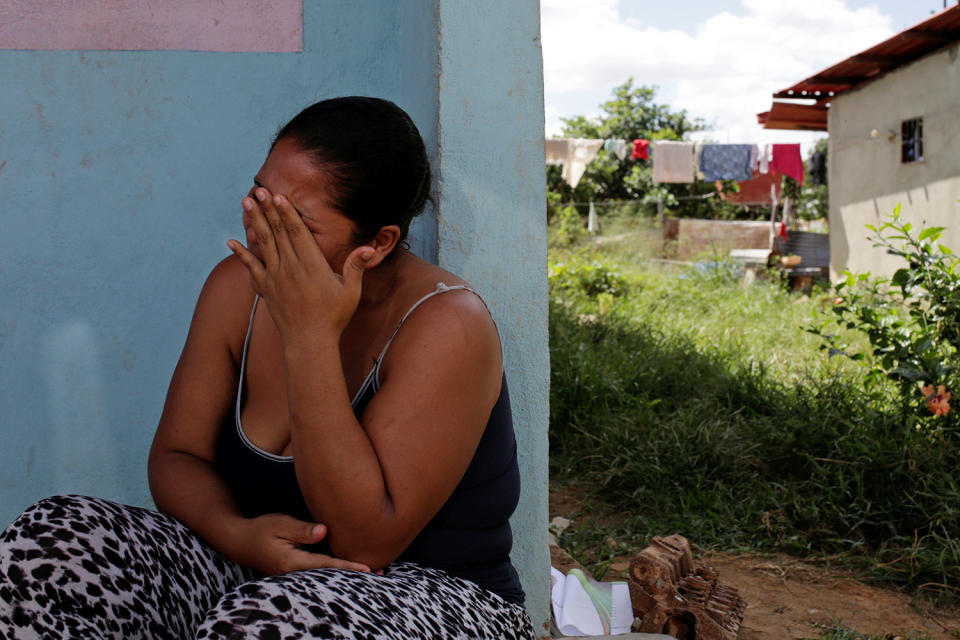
[773,4,960,101]
[757,102,828,131]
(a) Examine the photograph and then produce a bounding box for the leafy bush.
[811,208,960,439]
[549,205,588,247]
[549,255,628,297]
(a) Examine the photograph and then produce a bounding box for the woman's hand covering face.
[227,186,375,344]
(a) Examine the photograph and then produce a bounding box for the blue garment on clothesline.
[699,144,752,181]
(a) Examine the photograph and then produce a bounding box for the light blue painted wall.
[0,0,547,630]
[0,0,436,521]
[435,1,550,633]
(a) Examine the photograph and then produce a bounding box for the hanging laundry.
[749,145,760,172]
[604,139,630,161]
[698,144,753,181]
[758,144,771,174]
[723,169,781,206]
[544,138,603,188]
[563,139,604,188]
[770,143,804,185]
[652,141,695,183]
[810,151,827,185]
[545,139,569,166]
[631,139,650,160]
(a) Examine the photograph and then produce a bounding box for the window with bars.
[901,117,923,163]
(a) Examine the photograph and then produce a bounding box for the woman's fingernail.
[242,198,253,211]
[256,189,267,201]
[274,194,283,206]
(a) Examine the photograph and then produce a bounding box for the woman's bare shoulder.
[189,255,257,359]
[198,254,254,305]
[202,254,254,296]
[380,256,501,375]
[394,253,473,297]
[396,258,493,324]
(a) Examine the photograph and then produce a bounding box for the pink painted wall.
[0,0,302,51]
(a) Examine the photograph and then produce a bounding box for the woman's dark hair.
[272,97,432,249]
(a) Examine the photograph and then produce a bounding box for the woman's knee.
[3,495,77,548]
[0,496,94,623]
[1,494,112,552]
[197,573,357,639]
[0,494,150,598]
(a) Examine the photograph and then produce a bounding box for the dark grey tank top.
[215,283,524,604]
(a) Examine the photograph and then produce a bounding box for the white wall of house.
[828,42,960,279]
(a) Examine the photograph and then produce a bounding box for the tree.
[548,80,738,219]
[791,137,829,221]
[560,80,704,141]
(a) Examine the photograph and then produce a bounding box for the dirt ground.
[549,490,960,639]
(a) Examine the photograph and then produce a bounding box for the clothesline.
[557,192,719,208]
[557,199,652,206]
[546,137,815,190]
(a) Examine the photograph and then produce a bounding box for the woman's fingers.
[256,188,297,262]
[283,519,327,545]
[341,245,375,296]
[288,550,373,573]
[273,516,373,573]
[272,193,326,269]
[243,196,280,271]
[316,556,373,573]
[227,239,266,291]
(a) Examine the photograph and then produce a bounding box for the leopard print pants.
[0,495,534,639]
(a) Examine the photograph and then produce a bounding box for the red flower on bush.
[921,384,951,417]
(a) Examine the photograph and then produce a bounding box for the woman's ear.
[362,225,402,269]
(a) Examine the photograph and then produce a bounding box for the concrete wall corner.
[433,0,550,633]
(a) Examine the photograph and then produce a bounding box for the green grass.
[548,228,960,600]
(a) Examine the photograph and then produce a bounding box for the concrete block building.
[760,5,960,278]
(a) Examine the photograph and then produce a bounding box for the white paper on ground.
[550,566,633,636]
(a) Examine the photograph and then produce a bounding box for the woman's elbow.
[326,526,412,571]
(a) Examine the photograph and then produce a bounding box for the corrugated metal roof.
[757,102,828,131]
[773,4,960,100]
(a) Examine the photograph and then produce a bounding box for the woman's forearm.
[282,338,400,566]
[148,450,251,563]
[279,301,501,569]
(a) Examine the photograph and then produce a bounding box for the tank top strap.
[372,282,486,390]
[236,294,260,415]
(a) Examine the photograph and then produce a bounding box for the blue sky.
[542,1,954,149]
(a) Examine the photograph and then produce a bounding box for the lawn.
[547,220,960,603]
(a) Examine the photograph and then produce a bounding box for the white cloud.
[544,103,565,140]
[541,0,894,148]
